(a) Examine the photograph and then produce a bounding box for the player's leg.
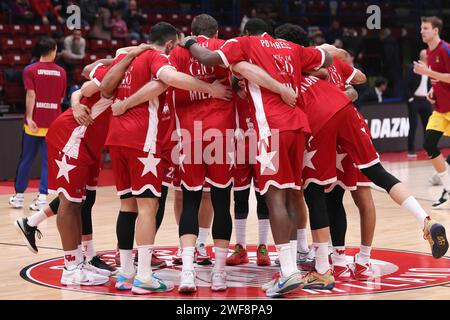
[149,185,169,268]
[227,187,250,266]
[172,189,183,265]
[351,186,376,280]
[196,190,213,265]
[29,137,49,210]
[293,190,311,262]
[10,132,40,208]
[255,190,271,266]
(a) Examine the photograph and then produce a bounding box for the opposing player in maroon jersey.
[180,18,333,297]
[99,22,230,294]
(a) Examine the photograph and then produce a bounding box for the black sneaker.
[134,252,167,268]
[424,218,449,259]
[432,189,450,209]
[89,255,117,273]
[14,217,42,254]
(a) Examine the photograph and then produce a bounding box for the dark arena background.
[0,0,449,311]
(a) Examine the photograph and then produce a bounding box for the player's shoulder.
[23,61,38,73]
[439,40,450,56]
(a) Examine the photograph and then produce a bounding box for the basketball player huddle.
[14,15,448,298]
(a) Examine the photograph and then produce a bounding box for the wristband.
[185,39,197,50]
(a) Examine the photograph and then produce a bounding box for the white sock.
[357,245,372,265]
[235,219,247,247]
[314,242,330,274]
[297,229,309,252]
[15,193,24,199]
[276,243,296,277]
[38,194,47,201]
[76,245,84,265]
[332,246,346,266]
[181,246,195,271]
[27,209,48,227]
[197,227,209,246]
[82,240,96,261]
[137,245,153,280]
[119,249,134,276]
[401,196,428,229]
[290,240,299,272]
[64,248,80,270]
[213,247,228,273]
[438,171,450,190]
[258,219,270,245]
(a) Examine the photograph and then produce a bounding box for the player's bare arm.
[344,85,359,102]
[25,89,38,133]
[157,68,232,100]
[82,59,114,80]
[413,60,450,83]
[314,44,335,68]
[111,80,168,116]
[231,61,297,107]
[304,68,330,79]
[180,37,224,66]
[71,80,101,126]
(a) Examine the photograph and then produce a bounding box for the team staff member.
[9,37,66,211]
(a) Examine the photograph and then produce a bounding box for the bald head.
[419,49,427,63]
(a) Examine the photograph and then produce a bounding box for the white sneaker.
[178,269,197,293]
[84,259,112,277]
[29,194,47,211]
[429,173,443,186]
[432,189,450,209]
[9,194,24,208]
[211,271,227,291]
[61,265,109,286]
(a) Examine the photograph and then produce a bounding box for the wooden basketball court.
[1,158,449,300]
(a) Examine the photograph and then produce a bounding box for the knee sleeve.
[361,163,401,193]
[211,185,232,241]
[179,187,202,237]
[423,130,443,159]
[81,190,96,235]
[234,189,250,219]
[156,186,168,232]
[48,197,60,214]
[325,186,347,247]
[255,191,269,220]
[304,183,329,230]
[116,211,137,250]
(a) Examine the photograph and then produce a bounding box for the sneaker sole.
[14,220,38,254]
[303,282,335,290]
[131,286,173,295]
[266,282,303,298]
[115,283,133,290]
[211,285,227,291]
[9,202,23,209]
[61,279,109,286]
[430,223,449,259]
[432,199,450,209]
[178,285,197,293]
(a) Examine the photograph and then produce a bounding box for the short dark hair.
[375,77,387,87]
[274,23,309,46]
[244,18,269,36]
[421,16,443,33]
[37,37,57,56]
[149,22,179,46]
[191,14,218,38]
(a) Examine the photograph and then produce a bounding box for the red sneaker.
[226,244,248,266]
[115,249,120,267]
[172,246,182,265]
[151,252,167,268]
[333,264,353,282]
[353,262,374,281]
[256,244,271,266]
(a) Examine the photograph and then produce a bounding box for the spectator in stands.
[360,77,388,104]
[343,28,363,58]
[61,29,86,62]
[80,0,99,26]
[11,0,36,24]
[326,19,343,43]
[333,38,343,49]
[380,28,402,97]
[312,31,326,46]
[9,37,66,211]
[240,8,257,34]
[30,0,65,25]
[111,9,129,39]
[405,49,432,157]
[124,0,147,40]
[89,3,113,40]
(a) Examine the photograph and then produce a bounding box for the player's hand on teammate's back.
[128,44,155,58]
[179,36,198,48]
[26,117,39,133]
[279,86,297,108]
[209,79,232,101]
[73,103,94,126]
[111,99,128,116]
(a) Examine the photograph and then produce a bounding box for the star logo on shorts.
[303,150,317,170]
[256,145,277,175]
[227,150,236,170]
[55,155,76,183]
[179,153,186,173]
[138,153,161,177]
[336,152,347,172]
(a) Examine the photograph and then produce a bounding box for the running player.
[413,16,450,209]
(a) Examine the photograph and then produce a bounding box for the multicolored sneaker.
[211,271,227,291]
[261,271,281,292]
[195,243,212,265]
[14,217,42,254]
[333,264,353,282]
[256,244,271,266]
[265,272,303,298]
[303,269,335,290]
[115,271,135,290]
[178,269,197,293]
[172,246,183,265]
[131,275,174,295]
[226,244,249,266]
[423,217,448,259]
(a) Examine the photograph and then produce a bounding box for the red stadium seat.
[28,25,47,36]
[11,25,27,35]
[46,24,62,34]
[4,83,25,105]
[90,39,111,51]
[110,39,125,52]
[1,38,22,53]
[21,39,38,51]
[0,54,8,66]
[7,54,31,66]
[125,39,140,47]
[0,24,10,35]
